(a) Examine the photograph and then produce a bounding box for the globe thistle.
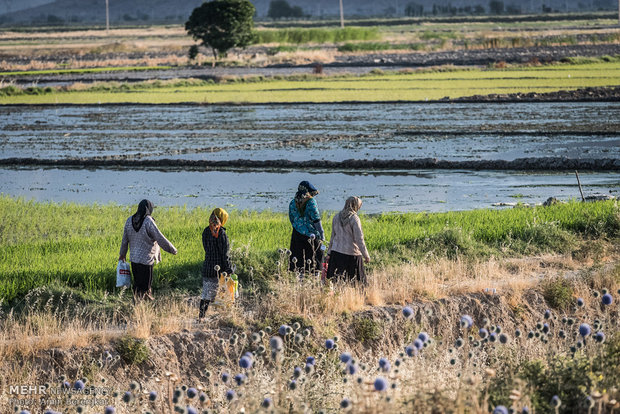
[325,339,335,350]
[373,377,388,392]
[304,363,315,375]
[542,323,550,334]
[225,389,235,401]
[292,257,298,264]
[579,323,591,338]
[340,352,352,364]
[239,356,252,369]
[293,366,303,378]
[148,391,157,401]
[412,338,424,350]
[340,398,351,409]
[515,329,521,337]
[234,374,246,386]
[405,345,418,357]
[104,408,116,414]
[499,333,509,344]
[455,338,464,348]
[302,328,311,337]
[186,387,197,399]
[122,391,133,403]
[269,336,284,351]
[73,380,85,391]
[493,406,509,414]
[257,345,266,354]
[593,291,600,298]
[544,309,551,319]
[559,330,566,339]
[577,298,584,307]
[521,407,530,414]
[495,325,502,334]
[262,397,273,408]
[346,363,358,375]
[310,234,316,240]
[402,307,414,319]
[278,324,290,336]
[594,331,605,343]
[418,332,429,343]
[221,373,230,383]
[551,395,561,408]
[306,356,316,366]
[527,330,535,339]
[460,315,473,329]
[378,358,391,372]
[489,332,497,342]
[214,265,220,272]
[288,380,297,390]
[450,358,456,365]
[478,328,489,339]
[602,294,613,306]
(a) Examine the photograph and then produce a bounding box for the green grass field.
[0,196,617,304]
[1,62,618,104]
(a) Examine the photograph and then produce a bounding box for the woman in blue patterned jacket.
[288,181,325,274]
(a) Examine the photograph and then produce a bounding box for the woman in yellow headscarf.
[199,207,233,319]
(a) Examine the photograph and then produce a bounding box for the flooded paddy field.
[1,102,618,211]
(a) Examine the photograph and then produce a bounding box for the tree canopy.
[268,0,304,19]
[185,0,256,64]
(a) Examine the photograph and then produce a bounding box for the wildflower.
[73,380,85,391]
[214,265,220,271]
[489,332,497,342]
[450,358,456,365]
[479,328,489,339]
[340,398,351,409]
[289,380,297,390]
[310,234,316,240]
[187,387,197,398]
[302,328,311,337]
[413,338,424,350]
[542,323,549,334]
[455,338,464,348]
[346,363,358,375]
[257,345,266,354]
[418,332,429,343]
[148,391,157,401]
[551,395,561,408]
[527,330,534,339]
[340,352,352,364]
[292,257,298,264]
[495,325,502,333]
[269,336,284,351]
[515,329,521,337]
[239,356,253,369]
[262,397,273,408]
[499,333,509,344]
[221,372,230,383]
[402,306,414,319]
[579,323,591,337]
[594,331,605,343]
[225,389,235,401]
[304,363,315,374]
[405,345,418,357]
[306,356,316,366]
[122,391,133,403]
[104,408,116,414]
[325,339,335,350]
[293,366,302,378]
[234,374,246,386]
[460,315,473,329]
[521,407,530,414]
[493,406,509,414]
[186,406,198,414]
[544,309,551,319]
[278,324,290,336]
[602,293,613,306]
[199,392,207,403]
[559,330,566,338]
[378,358,391,372]
[373,377,388,392]
[577,298,584,307]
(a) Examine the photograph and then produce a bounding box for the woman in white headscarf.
[326,196,370,284]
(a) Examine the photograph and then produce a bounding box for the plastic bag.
[116,260,131,288]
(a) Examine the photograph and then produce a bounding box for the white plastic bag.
[116,260,131,288]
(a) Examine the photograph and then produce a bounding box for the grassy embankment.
[1,60,619,104]
[0,196,618,305]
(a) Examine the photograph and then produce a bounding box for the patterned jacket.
[201,227,233,279]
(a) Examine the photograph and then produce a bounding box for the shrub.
[351,316,382,344]
[116,335,150,365]
[542,278,574,310]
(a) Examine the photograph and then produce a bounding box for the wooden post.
[575,170,585,202]
[105,0,109,33]
[339,0,344,28]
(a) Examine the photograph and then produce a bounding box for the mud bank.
[2,156,619,171]
[453,86,620,102]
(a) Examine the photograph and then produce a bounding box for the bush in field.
[185,0,256,66]
[542,278,574,310]
[116,335,150,365]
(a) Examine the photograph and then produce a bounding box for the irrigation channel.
[0,102,618,212]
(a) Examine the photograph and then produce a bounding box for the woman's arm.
[352,216,370,261]
[145,218,178,255]
[327,214,337,255]
[220,231,234,274]
[118,219,129,261]
[306,199,325,240]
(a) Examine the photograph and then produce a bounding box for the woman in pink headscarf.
[326,196,370,284]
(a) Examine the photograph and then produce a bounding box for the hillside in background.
[0,0,617,26]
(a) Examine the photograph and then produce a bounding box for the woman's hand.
[364,256,370,263]
[119,255,126,262]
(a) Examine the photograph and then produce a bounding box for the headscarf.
[339,196,362,227]
[294,181,319,215]
[132,199,154,232]
[209,207,229,238]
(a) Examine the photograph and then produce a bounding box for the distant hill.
[0,0,617,26]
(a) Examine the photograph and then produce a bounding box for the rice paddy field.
[1,62,619,104]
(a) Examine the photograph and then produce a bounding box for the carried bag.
[116,260,132,288]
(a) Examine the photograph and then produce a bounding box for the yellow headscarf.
[209,207,229,238]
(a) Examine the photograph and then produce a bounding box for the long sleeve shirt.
[327,212,370,260]
[119,216,177,266]
[201,227,233,279]
[289,198,324,239]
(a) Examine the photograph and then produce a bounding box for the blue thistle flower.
[489,332,497,342]
[339,352,352,364]
[234,374,246,386]
[221,372,230,383]
[551,395,561,408]
[325,339,335,350]
[405,345,418,357]
[579,323,591,337]
[478,328,489,339]
[19,411,31,414]
[577,298,584,307]
[521,407,530,414]
[594,331,605,343]
[544,309,551,319]
[187,387,197,398]
[378,358,391,372]
[293,366,302,378]
[492,406,509,414]
[278,324,290,336]
[269,336,283,351]
[186,406,198,414]
[122,391,132,403]
[340,398,351,409]
[402,306,414,319]
[413,339,424,350]
[515,329,522,337]
[262,397,273,408]
[149,390,157,401]
[225,389,235,401]
[460,315,473,329]
[602,293,613,306]
[455,338,464,348]
[346,363,358,375]
[239,356,253,369]
[306,356,316,366]
[373,377,388,392]
[499,333,509,344]
[104,408,116,414]
[542,323,550,334]
[288,380,297,390]
[73,380,85,391]
[418,332,429,343]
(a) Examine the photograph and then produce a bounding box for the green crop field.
[1,62,618,104]
[0,196,617,304]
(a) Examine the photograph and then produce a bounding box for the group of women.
[118,181,370,318]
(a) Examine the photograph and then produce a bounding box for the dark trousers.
[289,229,324,273]
[131,262,153,298]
